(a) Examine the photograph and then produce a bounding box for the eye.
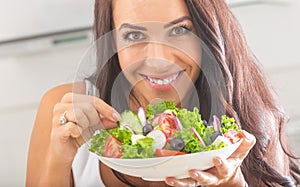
[123,31,146,42]
[170,25,191,36]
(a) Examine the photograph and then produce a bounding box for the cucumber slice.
[119,110,143,134]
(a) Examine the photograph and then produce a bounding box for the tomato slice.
[155,149,187,157]
[103,135,123,158]
[224,129,241,144]
[158,113,177,137]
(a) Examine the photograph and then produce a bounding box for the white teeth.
[146,72,180,85]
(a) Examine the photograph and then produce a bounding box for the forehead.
[112,0,191,27]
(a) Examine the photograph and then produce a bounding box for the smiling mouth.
[143,71,184,85]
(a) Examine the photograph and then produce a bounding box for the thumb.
[232,130,256,160]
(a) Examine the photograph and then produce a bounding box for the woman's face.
[112,0,201,106]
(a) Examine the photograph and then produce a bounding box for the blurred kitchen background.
[0,0,299,186]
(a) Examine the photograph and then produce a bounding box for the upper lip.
[139,70,184,80]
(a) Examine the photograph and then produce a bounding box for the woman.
[26,0,300,186]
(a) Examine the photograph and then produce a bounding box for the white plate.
[91,140,242,181]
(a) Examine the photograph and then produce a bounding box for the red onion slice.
[137,107,147,126]
[172,112,182,130]
[151,114,162,126]
[191,127,206,147]
[123,125,135,134]
[213,115,222,133]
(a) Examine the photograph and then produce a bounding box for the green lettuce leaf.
[221,115,241,133]
[89,130,110,156]
[146,100,177,122]
[176,107,203,129]
[111,128,132,145]
[121,137,155,158]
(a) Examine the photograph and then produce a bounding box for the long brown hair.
[93,0,300,186]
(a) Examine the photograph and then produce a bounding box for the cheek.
[117,48,145,85]
[187,45,202,80]
[117,49,133,70]
[178,47,201,77]
[117,47,145,71]
[187,42,202,68]
[193,48,202,74]
[175,39,201,70]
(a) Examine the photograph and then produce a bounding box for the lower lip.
[144,72,182,91]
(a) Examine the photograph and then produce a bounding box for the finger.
[76,102,101,127]
[53,102,113,129]
[61,92,87,103]
[213,156,241,179]
[90,96,122,122]
[188,170,218,185]
[165,177,200,187]
[79,118,119,142]
[59,122,87,147]
[70,103,118,129]
[100,117,118,129]
[69,107,90,129]
[53,103,90,129]
[53,102,68,125]
[231,130,256,159]
[60,122,83,138]
[61,93,122,122]
[211,131,255,179]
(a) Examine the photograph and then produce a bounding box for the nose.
[144,42,174,69]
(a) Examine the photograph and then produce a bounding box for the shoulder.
[40,82,86,104]
[26,82,86,186]
[32,82,87,134]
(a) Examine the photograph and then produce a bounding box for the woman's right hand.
[49,92,121,165]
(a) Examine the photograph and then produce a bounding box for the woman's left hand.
[165,130,256,187]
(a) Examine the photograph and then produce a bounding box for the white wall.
[0,0,93,41]
[0,1,299,186]
[0,44,89,186]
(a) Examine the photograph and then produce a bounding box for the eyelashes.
[121,24,193,43]
[169,24,192,36]
[122,31,146,42]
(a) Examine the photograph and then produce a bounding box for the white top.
[71,79,105,187]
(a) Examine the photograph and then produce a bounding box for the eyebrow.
[118,23,147,31]
[118,16,193,31]
[163,16,192,28]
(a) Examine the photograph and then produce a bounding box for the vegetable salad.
[89,100,242,158]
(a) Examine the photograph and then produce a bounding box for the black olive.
[170,138,185,151]
[143,124,153,135]
[202,120,208,126]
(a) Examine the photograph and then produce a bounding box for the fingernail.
[112,112,122,121]
[243,130,251,140]
[189,169,200,178]
[213,157,222,166]
[165,179,174,186]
